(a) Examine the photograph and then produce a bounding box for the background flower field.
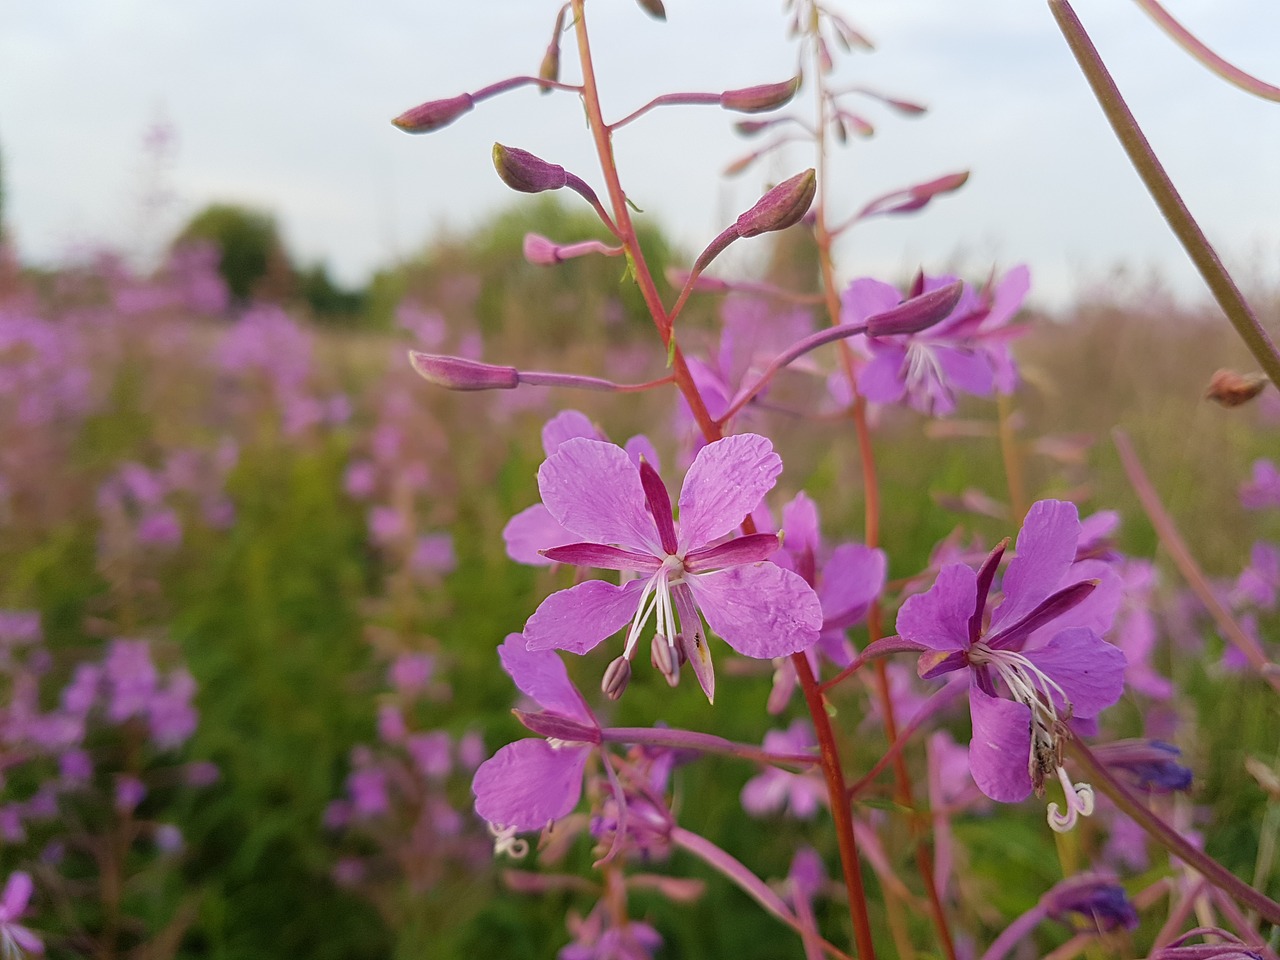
[0,202,1275,957]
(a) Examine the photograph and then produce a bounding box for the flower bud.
[513,709,601,744]
[391,94,475,134]
[1205,368,1268,407]
[492,143,568,194]
[601,656,632,701]
[733,169,816,238]
[523,233,562,266]
[865,280,964,337]
[720,77,801,113]
[408,352,519,391]
[635,0,666,20]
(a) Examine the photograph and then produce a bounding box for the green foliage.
[174,203,291,303]
[297,262,366,322]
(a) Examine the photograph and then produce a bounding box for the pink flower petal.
[676,434,782,551]
[503,504,575,566]
[524,579,646,654]
[541,409,601,454]
[819,544,885,629]
[992,499,1080,631]
[1,871,33,917]
[1026,627,1127,718]
[857,347,908,404]
[472,739,590,831]
[686,563,822,659]
[538,438,660,553]
[895,563,975,653]
[497,634,593,724]
[967,682,1033,803]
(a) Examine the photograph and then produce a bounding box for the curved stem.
[1067,738,1280,924]
[1113,429,1280,694]
[671,826,855,960]
[1049,0,1280,389]
[1131,0,1280,102]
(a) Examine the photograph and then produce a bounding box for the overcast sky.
[2,0,1277,309]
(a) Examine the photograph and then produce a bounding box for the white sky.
[1,0,1277,309]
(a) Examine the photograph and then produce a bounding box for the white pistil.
[970,641,1097,829]
[1047,765,1096,833]
[488,823,529,860]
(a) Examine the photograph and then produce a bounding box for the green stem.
[1048,0,1280,389]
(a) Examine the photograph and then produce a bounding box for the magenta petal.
[781,492,820,557]
[541,409,601,455]
[1,871,33,916]
[538,438,660,553]
[676,434,782,550]
[967,682,1033,803]
[857,348,908,404]
[895,563,975,652]
[524,579,646,654]
[684,533,779,572]
[841,277,902,327]
[1026,627,1127,718]
[686,563,822,658]
[1031,559,1122,643]
[934,345,994,398]
[992,499,1080,631]
[8,924,42,954]
[472,739,590,831]
[623,434,660,472]
[497,634,593,723]
[819,544,885,629]
[541,542,659,572]
[503,504,575,566]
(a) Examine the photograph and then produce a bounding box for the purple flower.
[845,267,1028,416]
[740,720,825,819]
[560,901,663,960]
[524,433,822,701]
[892,500,1126,818]
[1041,873,1139,933]
[1241,459,1280,510]
[471,634,599,835]
[0,872,42,957]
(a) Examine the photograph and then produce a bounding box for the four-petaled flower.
[891,499,1126,823]
[523,433,822,702]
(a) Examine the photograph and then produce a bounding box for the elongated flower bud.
[493,144,568,194]
[408,352,518,390]
[865,280,964,337]
[734,169,816,238]
[513,709,601,744]
[720,77,801,113]
[392,94,475,134]
[635,0,666,20]
[601,656,632,701]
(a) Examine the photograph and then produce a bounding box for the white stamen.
[488,823,529,859]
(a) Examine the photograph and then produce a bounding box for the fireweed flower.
[740,720,825,819]
[523,433,822,701]
[843,266,1029,416]
[472,634,600,840]
[891,499,1126,825]
[0,871,41,957]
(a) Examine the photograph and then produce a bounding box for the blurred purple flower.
[388,653,435,695]
[740,720,824,819]
[410,533,456,577]
[1241,459,1280,510]
[560,900,663,960]
[115,775,147,814]
[406,731,453,780]
[844,267,1029,416]
[343,460,378,499]
[0,871,42,957]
